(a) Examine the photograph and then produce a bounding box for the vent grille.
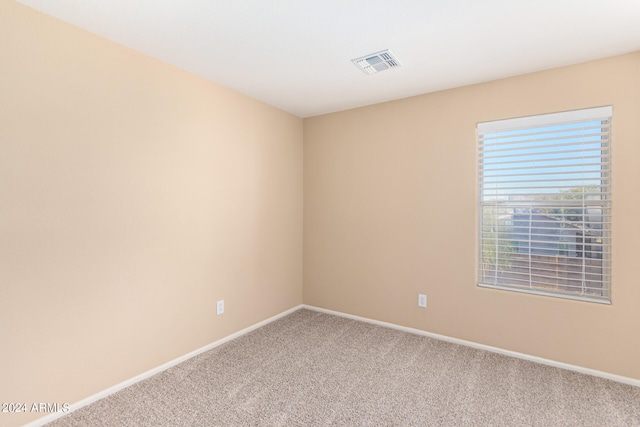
[352,49,401,74]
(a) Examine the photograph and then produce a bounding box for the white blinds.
[477,107,612,303]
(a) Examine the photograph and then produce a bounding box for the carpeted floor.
[48,309,640,426]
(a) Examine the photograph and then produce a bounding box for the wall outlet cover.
[418,294,427,308]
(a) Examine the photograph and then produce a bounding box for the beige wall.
[304,53,640,381]
[0,1,302,425]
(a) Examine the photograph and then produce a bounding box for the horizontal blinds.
[478,107,612,303]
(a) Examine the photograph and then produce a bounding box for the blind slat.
[479,154,608,167]
[479,135,609,153]
[482,147,607,161]
[482,169,605,179]
[481,193,610,201]
[479,123,607,143]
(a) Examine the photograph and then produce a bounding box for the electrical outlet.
[418,294,427,308]
[216,299,224,315]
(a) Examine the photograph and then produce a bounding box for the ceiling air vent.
[352,49,401,75]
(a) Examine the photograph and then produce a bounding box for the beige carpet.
[48,309,640,426]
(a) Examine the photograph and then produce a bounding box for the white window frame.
[477,106,612,303]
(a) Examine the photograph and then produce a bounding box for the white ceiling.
[16,0,640,118]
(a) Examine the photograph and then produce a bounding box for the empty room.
[2,0,640,426]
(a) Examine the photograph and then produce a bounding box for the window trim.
[477,106,612,304]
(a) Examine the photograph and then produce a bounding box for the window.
[477,106,611,303]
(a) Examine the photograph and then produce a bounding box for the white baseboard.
[302,304,640,388]
[25,302,639,426]
[24,304,304,427]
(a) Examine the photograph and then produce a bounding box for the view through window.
[477,107,612,303]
